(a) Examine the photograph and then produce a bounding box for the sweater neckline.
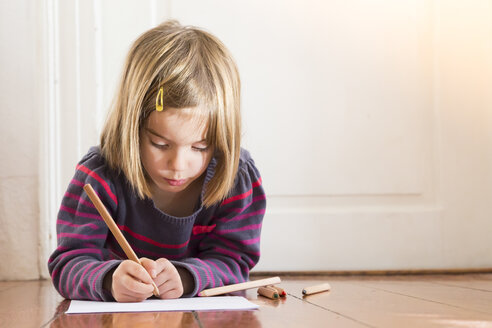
[145,156,217,220]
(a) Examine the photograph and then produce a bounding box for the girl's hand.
[111,259,155,302]
[141,258,184,299]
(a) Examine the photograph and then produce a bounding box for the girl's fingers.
[151,258,183,299]
[140,258,157,278]
[153,259,175,287]
[112,260,156,302]
[117,291,149,303]
[121,273,154,294]
[117,257,183,299]
[154,258,170,274]
[159,281,183,299]
[125,261,154,285]
[113,279,153,302]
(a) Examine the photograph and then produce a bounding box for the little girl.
[48,20,266,302]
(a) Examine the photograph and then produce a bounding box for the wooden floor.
[1,274,492,327]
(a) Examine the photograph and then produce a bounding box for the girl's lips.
[165,178,187,186]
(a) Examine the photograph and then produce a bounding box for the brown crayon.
[257,286,279,299]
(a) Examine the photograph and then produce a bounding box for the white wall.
[0,0,491,280]
[0,0,40,279]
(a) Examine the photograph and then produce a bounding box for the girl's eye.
[150,141,168,149]
[192,146,209,152]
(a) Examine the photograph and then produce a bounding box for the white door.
[40,0,492,275]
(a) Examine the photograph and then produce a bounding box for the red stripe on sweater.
[76,164,118,205]
[252,177,262,188]
[221,189,252,206]
[192,224,216,235]
[221,177,262,206]
[117,224,189,249]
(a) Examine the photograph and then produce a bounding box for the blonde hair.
[100,20,241,207]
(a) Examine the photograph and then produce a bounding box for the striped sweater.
[48,146,266,301]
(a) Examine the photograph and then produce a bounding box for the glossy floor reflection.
[1,274,491,327]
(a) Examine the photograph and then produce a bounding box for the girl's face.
[140,107,214,196]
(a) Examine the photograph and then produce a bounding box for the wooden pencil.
[302,282,331,296]
[198,276,281,297]
[83,184,160,297]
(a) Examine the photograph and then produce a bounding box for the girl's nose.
[168,149,186,171]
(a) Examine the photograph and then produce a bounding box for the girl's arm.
[48,150,122,301]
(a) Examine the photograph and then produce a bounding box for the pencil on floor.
[83,184,160,297]
[198,276,281,296]
[268,285,286,297]
[257,286,279,299]
[302,283,331,296]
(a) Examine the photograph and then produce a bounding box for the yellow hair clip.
[156,86,164,111]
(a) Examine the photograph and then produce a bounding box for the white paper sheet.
[66,296,258,314]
